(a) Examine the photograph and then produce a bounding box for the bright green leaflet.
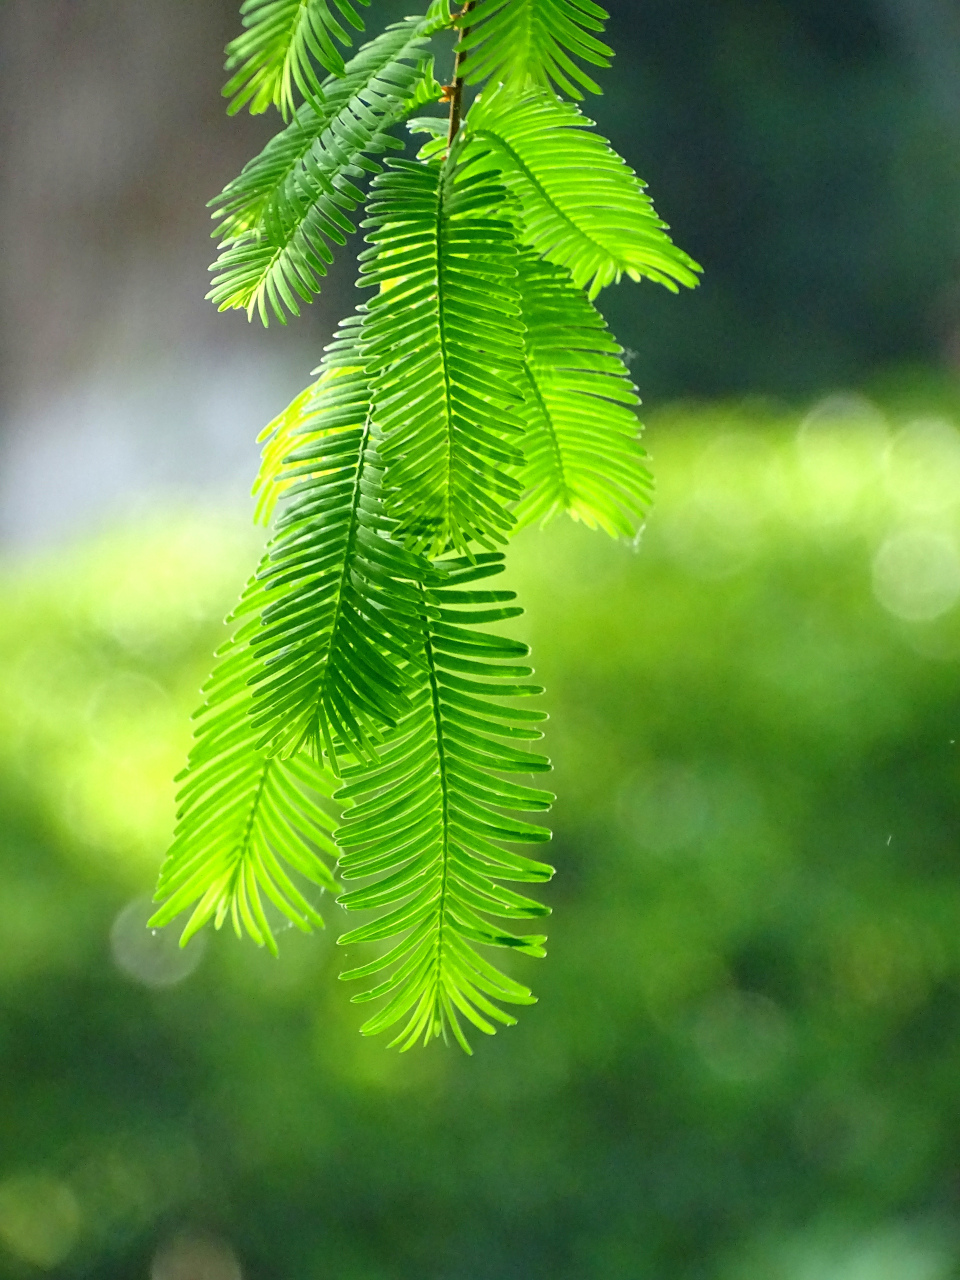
[211,18,444,323]
[456,0,613,101]
[249,314,427,763]
[154,0,701,1051]
[223,0,370,117]
[337,555,553,1052]
[359,156,525,556]
[462,86,702,297]
[512,250,653,537]
[150,569,339,954]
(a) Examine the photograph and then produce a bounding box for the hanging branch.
[446,1,475,149]
[153,0,702,1053]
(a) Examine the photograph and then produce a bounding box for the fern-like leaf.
[150,572,339,955]
[249,315,427,763]
[336,554,554,1052]
[210,19,443,324]
[514,253,652,536]
[223,0,369,118]
[252,380,321,525]
[214,20,438,243]
[359,157,526,555]
[463,87,702,298]
[457,0,613,100]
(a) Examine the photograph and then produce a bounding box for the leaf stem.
[420,588,452,1043]
[446,1,475,151]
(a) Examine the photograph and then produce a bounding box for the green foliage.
[223,0,370,117]
[248,315,425,762]
[149,569,339,955]
[457,0,614,100]
[154,0,701,1049]
[462,87,702,297]
[210,18,444,323]
[337,555,553,1051]
[251,381,319,524]
[513,251,652,535]
[359,158,525,555]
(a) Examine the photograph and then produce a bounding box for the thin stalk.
[446,1,476,150]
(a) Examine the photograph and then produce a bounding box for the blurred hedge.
[0,395,958,1279]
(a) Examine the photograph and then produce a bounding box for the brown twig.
[446,1,476,152]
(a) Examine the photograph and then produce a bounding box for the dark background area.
[602,0,960,395]
[1,0,959,480]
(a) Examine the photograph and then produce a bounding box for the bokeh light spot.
[151,1232,241,1280]
[618,763,710,855]
[110,896,205,988]
[872,530,960,622]
[661,498,759,578]
[798,393,888,450]
[691,990,791,1082]
[0,1175,81,1269]
[795,394,888,526]
[85,672,175,762]
[885,418,960,514]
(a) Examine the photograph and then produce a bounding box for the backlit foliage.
[153,0,701,1050]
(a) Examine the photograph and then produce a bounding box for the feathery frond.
[252,381,321,525]
[223,0,369,118]
[514,253,652,537]
[249,315,427,763]
[214,21,440,244]
[463,87,702,298]
[359,157,526,555]
[210,19,443,324]
[336,554,554,1052]
[457,0,613,100]
[153,0,705,1049]
[150,572,339,954]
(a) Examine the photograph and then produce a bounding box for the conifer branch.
[446,2,475,151]
[157,0,702,1052]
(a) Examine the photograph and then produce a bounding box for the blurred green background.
[2,0,960,1277]
[1,390,960,1279]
